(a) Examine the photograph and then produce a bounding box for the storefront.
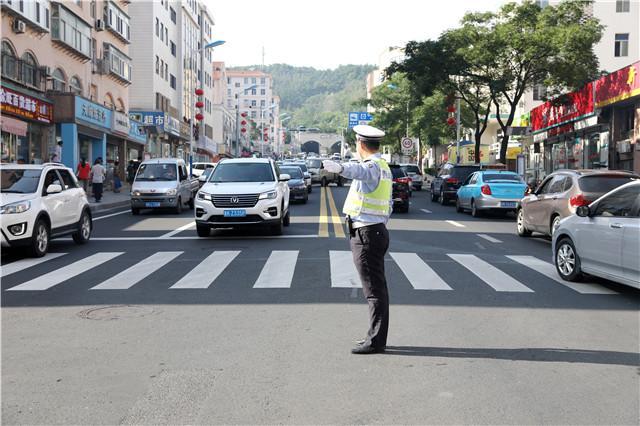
[129,111,187,159]
[1,82,54,164]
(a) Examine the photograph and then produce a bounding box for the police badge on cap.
[353,125,385,142]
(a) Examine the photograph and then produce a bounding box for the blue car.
[456,170,527,217]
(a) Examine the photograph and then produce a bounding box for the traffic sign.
[401,137,414,154]
[348,111,373,128]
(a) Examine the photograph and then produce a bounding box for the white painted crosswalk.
[1,250,623,296]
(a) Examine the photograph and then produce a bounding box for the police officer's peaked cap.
[353,125,385,141]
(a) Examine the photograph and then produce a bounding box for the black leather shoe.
[355,339,366,346]
[351,345,385,354]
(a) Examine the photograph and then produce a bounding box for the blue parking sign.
[348,111,373,128]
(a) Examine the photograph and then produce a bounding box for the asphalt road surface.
[2,185,639,425]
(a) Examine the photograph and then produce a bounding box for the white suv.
[1,164,92,257]
[195,158,290,236]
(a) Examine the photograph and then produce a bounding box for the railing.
[0,55,45,91]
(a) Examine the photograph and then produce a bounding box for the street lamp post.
[234,84,257,157]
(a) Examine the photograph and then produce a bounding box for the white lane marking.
[93,210,130,221]
[477,234,503,243]
[420,209,432,214]
[253,251,299,288]
[170,251,240,289]
[448,254,534,292]
[446,220,465,228]
[507,255,618,295]
[390,252,452,290]
[159,222,196,239]
[1,253,67,278]
[330,250,361,288]
[91,251,183,290]
[60,234,319,241]
[6,252,124,291]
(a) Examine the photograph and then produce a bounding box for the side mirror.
[198,175,208,182]
[46,184,63,194]
[279,173,291,182]
[576,205,590,217]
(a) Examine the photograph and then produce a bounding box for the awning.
[1,115,28,136]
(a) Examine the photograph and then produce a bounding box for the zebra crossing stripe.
[448,254,534,292]
[169,251,240,289]
[330,250,361,288]
[253,251,299,288]
[1,252,67,278]
[91,252,184,290]
[390,252,452,290]
[6,252,124,291]
[506,255,618,295]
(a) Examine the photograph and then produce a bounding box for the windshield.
[483,173,523,183]
[210,162,275,183]
[1,169,42,194]
[286,163,307,173]
[280,167,303,179]
[390,167,407,179]
[307,159,322,169]
[402,165,421,174]
[578,175,637,193]
[135,163,178,181]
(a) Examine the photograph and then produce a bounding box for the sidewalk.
[88,189,130,214]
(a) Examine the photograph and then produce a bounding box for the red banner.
[0,85,53,124]
[595,61,640,108]
[531,82,594,132]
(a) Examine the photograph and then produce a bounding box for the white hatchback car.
[553,180,640,289]
[195,158,291,236]
[1,163,92,257]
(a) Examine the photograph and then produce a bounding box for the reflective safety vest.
[342,157,392,218]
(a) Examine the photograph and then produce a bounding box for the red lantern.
[263,135,269,141]
[447,105,456,113]
[241,120,247,125]
[447,117,456,126]
[240,128,247,133]
[195,88,204,96]
[240,112,248,117]
[263,128,269,134]
[195,113,204,121]
[195,101,204,108]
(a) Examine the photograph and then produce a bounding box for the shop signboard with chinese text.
[75,97,112,131]
[1,85,53,124]
[530,82,594,133]
[112,111,130,136]
[595,61,640,108]
[129,111,165,128]
[128,120,147,144]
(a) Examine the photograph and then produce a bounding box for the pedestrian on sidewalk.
[90,157,105,202]
[323,125,392,355]
[76,157,91,193]
[113,160,122,193]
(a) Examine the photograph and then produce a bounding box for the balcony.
[50,3,92,62]
[0,0,50,33]
[104,1,130,44]
[1,55,46,91]
[100,44,132,85]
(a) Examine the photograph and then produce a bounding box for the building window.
[170,7,176,23]
[170,41,176,56]
[235,82,240,88]
[260,77,266,85]
[51,68,66,91]
[51,3,92,58]
[20,52,38,88]
[251,77,256,84]
[90,0,95,18]
[170,74,176,89]
[615,33,629,57]
[104,43,132,82]
[155,55,159,74]
[105,1,130,42]
[616,0,630,12]
[36,2,40,22]
[533,83,547,101]
[160,23,164,42]
[1,41,17,80]
[251,89,256,95]
[251,100,257,107]
[244,77,248,84]
[156,18,159,36]
[260,89,266,95]
[165,28,168,46]
[260,100,266,107]
[69,76,82,95]
[164,63,168,81]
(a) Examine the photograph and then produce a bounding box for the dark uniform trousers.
[349,223,390,348]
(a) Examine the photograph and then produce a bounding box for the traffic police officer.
[323,125,392,354]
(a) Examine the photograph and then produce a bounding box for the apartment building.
[366,46,405,113]
[1,0,144,172]
[211,61,236,155]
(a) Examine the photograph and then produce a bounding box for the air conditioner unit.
[13,19,26,34]
[42,66,52,77]
[95,19,105,31]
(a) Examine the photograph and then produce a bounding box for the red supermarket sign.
[0,85,53,124]
[530,82,594,133]
[595,61,640,108]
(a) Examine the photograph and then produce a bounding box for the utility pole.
[455,97,461,163]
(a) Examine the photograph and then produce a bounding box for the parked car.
[389,164,410,213]
[130,158,199,215]
[552,180,640,289]
[430,163,481,205]
[306,158,343,187]
[283,161,312,193]
[517,169,639,237]
[197,167,215,189]
[456,170,527,217]
[195,158,291,236]
[280,165,308,204]
[1,163,92,257]
[188,162,216,177]
[400,163,424,191]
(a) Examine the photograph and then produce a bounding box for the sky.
[204,0,507,69]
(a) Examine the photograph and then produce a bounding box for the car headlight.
[131,190,141,197]
[165,188,177,196]
[0,200,31,214]
[258,190,278,200]
[295,184,306,190]
[198,191,212,201]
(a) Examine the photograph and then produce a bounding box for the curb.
[89,200,130,214]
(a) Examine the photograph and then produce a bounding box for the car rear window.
[578,175,637,193]
[483,173,523,183]
[307,159,322,168]
[210,162,275,183]
[452,167,480,179]
[280,167,303,179]
[402,165,421,174]
[390,167,407,179]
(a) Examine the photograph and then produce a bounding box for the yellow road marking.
[326,186,346,238]
[318,186,329,237]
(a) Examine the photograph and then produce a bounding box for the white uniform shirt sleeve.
[340,161,380,190]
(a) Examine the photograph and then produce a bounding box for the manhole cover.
[77,305,159,321]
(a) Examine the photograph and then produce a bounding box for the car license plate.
[501,201,517,208]
[224,209,246,217]
[145,202,161,208]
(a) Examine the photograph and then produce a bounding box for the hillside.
[230,64,375,132]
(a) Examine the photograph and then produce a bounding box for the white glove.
[323,160,342,174]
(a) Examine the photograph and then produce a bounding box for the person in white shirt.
[90,157,106,202]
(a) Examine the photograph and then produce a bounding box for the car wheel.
[516,209,532,237]
[551,215,561,236]
[308,186,312,194]
[188,196,195,210]
[29,219,49,258]
[337,177,343,187]
[456,198,464,213]
[321,177,328,187]
[555,238,582,282]
[174,197,182,214]
[471,200,482,217]
[415,185,422,191]
[196,223,210,237]
[131,208,140,215]
[439,191,447,205]
[271,218,283,235]
[283,209,291,226]
[72,210,92,244]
